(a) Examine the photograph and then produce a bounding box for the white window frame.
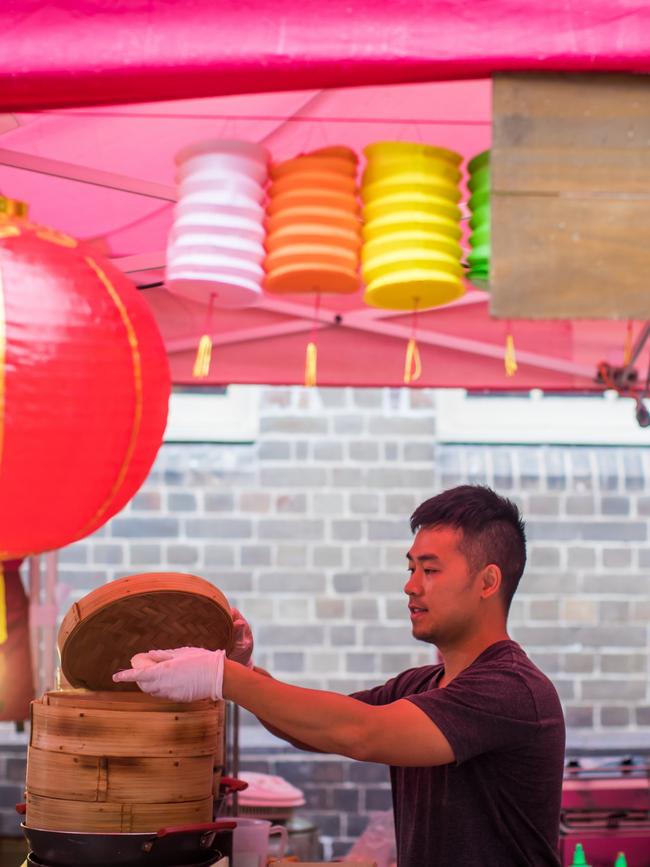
[435,388,650,446]
[164,385,260,443]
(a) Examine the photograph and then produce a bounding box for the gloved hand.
[229,607,254,668]
[112,647,225,702]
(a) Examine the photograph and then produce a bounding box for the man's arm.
[252,666,324,752]
[225,660,454,767]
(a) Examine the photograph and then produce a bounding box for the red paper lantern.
[0,203,171,558]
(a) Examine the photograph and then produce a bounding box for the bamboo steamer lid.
[58,572,234,692]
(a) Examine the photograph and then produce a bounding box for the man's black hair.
[410,484,526,612]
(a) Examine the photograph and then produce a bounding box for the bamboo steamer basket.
[26,573,233,833]
[31,691,223,759]
[25,791,215,833]
[26,690,225,831]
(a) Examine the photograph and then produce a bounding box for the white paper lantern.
[167,139,269,308]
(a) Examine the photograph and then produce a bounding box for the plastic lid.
[237,772,305,808]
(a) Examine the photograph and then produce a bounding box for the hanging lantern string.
[193,292,217,379]
[403,303,422,385]
[623,319,634,366]
[305,291,321,388]
[504,319,518,377]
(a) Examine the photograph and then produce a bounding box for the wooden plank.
[492,147,650,195]
[491,194,650,319]
[491,73,650,319]
[493,73,650,131]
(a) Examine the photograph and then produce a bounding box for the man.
[115,485,565,867]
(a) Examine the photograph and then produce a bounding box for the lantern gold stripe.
[81,256,144,534]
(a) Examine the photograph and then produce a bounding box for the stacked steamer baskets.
[23,573,235,867]
[360,141,465,310]
[264,147,361,295]
[166,140,269,307]
[466,150,490,289]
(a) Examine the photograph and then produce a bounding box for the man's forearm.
[252,666,323,751]
[224,660,371,759]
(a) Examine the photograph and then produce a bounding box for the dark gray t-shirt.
[352,640,565,867]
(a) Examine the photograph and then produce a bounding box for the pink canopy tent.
[1,0,649,390]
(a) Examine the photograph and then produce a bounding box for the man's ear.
[480,563,502,599]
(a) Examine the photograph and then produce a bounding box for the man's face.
[404,525,484,646]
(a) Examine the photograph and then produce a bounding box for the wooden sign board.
[490,73,650,319]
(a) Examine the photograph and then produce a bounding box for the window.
[435,389,650,446]
[164,386,259,443]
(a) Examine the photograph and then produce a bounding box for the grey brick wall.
[3,386,650,854]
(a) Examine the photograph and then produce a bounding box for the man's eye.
[424,569,439,575]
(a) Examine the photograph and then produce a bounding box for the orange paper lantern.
[265,147,361,297]
[265,147,362,385]
[0,201,170,558]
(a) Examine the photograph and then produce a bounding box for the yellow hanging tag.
[623,320,634,366]
[0,564,7,645]
[305,341,318,387]
[192,334,212,378]
[403,337,422,384]
[505,333,518,377]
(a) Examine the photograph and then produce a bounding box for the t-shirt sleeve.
[407,664,541,766]
[351,666,437,706]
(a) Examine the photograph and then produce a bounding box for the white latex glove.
[229,607,254,668]
[112,647,225,702]
[130,646,206,668]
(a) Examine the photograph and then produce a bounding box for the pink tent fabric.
[3,0,650,110]
[1,1,647,389]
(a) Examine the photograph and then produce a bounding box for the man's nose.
[404,569,420,595]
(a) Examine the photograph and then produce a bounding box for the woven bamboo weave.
[58,573,234,691]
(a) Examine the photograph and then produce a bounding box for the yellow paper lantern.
[360,141,465,382]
